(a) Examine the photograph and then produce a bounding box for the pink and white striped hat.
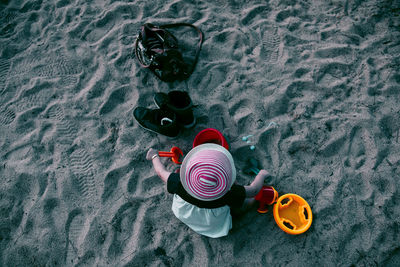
[180,144,236,201]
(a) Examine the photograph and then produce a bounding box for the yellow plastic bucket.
[273,193,313,235]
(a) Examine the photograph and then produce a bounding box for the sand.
[1,0,400,266]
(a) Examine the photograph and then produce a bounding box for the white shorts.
[171,194,232,238]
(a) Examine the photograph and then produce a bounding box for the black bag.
[135,23,204,82]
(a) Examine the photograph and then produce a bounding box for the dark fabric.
[167,173,246,209]
[135,23,204,82]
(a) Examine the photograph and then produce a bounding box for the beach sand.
[1,0,399,266]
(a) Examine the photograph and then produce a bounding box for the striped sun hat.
[180,143,236,201]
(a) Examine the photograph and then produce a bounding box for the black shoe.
[154,90,196,128]
[133,107,180,138]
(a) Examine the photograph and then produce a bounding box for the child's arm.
[146,148,171,183]
[244,169,270,197]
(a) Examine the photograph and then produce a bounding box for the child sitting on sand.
[146,143,269,238]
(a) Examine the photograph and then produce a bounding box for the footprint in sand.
[241,4,269,26]
[65,209,86,266]
[102,163,132,203]
[58,75,79,88]
[0,9,19,24]
[11,86,54,113]
[99,85,129,116]
[205,103,238,136]
[107,202,140,260]
[42,197,59,228]
[0,9,19,38]
[68,147,98,205]
[318,129,347,158]
[126,220,210,266]
[46,104,79,145]
[0,106,16,125]
[0,58,11,94]
[34,54,82,77]
[7,50,82,83]
[127,173,139,194]
[229,98,260,132]
[314,46,353,60]
[344,126,377,170]
[255,22,282,81]
[46,103,65,121]
[115,51,134,75]
[56,118,79,145]
[316,61,351,88]
[260,25,280,64]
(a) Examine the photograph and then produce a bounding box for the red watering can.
[254,185,279,213]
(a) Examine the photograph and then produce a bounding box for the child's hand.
[245,169,271,197]
[146,148,158,161]
[258,169,269,177]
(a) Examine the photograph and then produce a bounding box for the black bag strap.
[158,23,204,77]
[135,22,204,79]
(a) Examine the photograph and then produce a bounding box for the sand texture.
[1,0,400,266]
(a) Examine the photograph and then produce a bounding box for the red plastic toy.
[193,128,229,150]
[158,146,184,164]
[254,185,279,213]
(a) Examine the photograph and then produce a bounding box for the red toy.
[158,146,184,164]
[193,128,229,150]
[254,185,279,213]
